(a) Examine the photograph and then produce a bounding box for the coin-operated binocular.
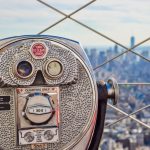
[0,35,119,150]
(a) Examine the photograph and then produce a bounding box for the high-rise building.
[106,48,113,59]
[88,48,97,68]
[98,51,106,65]
[141,50,149,58]
[125,36,137,64]
[114,44,119,55]
[130,36,135,48]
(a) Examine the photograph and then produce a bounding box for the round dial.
[24,132,34,143]
[46,60,63,78]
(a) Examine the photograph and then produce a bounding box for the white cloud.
[0,0,149,46]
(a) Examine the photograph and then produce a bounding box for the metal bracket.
[106,77,119,105]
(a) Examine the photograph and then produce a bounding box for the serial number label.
[28,105,51,115]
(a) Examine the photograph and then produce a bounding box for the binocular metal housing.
[0,35,119,150]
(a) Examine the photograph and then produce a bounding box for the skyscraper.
[125,36,137,64]
[130,36,135,48]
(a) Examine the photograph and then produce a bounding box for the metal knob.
[106,77,119,105]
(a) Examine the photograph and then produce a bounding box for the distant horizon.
[0,34,149,48]
[0,0,149,47]
[84,44,150,48]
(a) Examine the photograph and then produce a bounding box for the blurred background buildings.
[85,36,150,149]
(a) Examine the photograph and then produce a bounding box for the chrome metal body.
[0,35,119,150]
[0,35,98,150]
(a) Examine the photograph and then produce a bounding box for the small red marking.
[16,88,23,93]
[31,43,46,58]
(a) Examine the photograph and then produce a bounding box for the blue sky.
[0,0,150,47]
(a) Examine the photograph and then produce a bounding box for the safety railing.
[36,0,150,127]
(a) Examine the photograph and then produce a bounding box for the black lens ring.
[15,60,34,79]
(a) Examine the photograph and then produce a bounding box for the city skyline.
[85,35,150,149]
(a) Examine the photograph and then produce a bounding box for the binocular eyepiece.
[0,35,119,150]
